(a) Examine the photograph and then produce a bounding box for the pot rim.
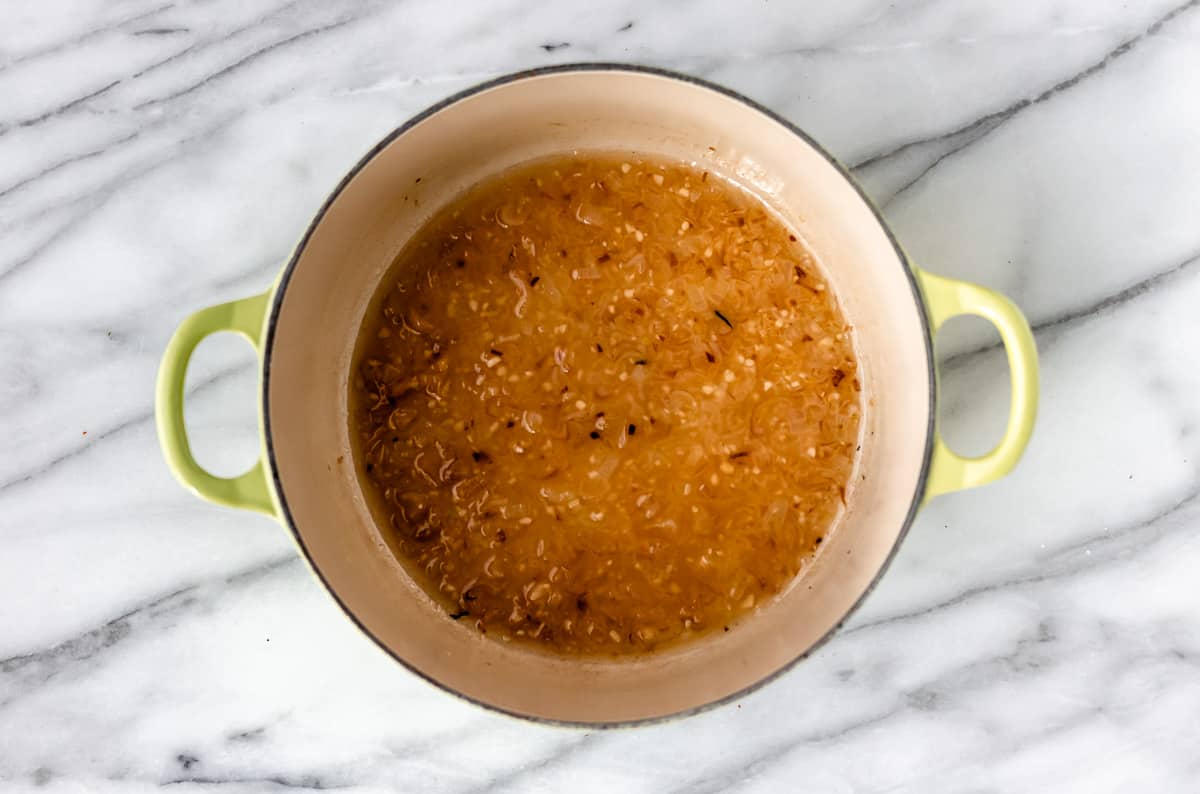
[260,62,936,728]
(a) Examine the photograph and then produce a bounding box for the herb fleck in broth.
[352,155,861,655]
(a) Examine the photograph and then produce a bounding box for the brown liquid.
[352,155,861,655]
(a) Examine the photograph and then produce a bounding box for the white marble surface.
[2,0,1199,790]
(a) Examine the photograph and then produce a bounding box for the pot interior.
[266,68,932,724]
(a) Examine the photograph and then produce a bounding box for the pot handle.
[916,269,1039,500]
[155,290,278,517]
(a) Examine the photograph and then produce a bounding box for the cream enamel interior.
[266,69,932,724]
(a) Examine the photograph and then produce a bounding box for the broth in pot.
[352,154,862,655]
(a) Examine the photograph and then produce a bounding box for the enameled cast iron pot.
[156,65,1038,726]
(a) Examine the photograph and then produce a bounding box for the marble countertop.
[3,1,1199,791]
